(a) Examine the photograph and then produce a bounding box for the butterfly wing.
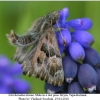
[16,28,64,86]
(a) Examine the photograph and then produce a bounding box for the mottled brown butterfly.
[6,11,64,86]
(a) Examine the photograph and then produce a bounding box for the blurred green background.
[0,1,100,93]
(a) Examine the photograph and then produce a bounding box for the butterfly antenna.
[55,21,67,46]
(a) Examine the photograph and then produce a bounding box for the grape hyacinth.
[45,7,100,94]
[0,55,31,94]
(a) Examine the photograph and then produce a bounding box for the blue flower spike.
[50,7,100,94]
[0,55,31,94]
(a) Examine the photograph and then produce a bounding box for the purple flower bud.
[0,55,10,71]
[0,86,11,94]
[68,82,84,94]
[62,56,78,83]
[73,30,94,48]
[7,62,22,76]
[60,20,69,29]
[1,75,13,87]
[57,30,71,47]
[59,7,69,21]
[69,42,85,62]
[68,18,93,30]
[62,8,69,19]
[84,48,100,67]
[45,83,64,94]
[13,79,30,93]
[78,64,98,92]
[95,68,100,92]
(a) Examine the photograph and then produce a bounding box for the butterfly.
[6,11,64,86]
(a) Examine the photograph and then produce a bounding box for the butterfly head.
[46,11,59,25]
